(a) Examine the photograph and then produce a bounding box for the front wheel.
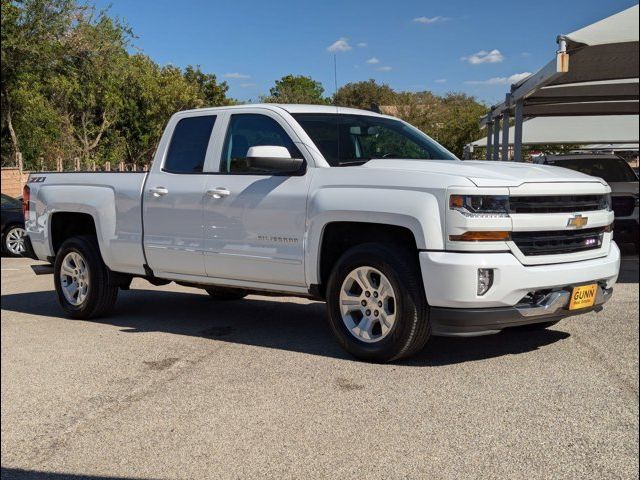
[326,243,430,363]
[54,235,118,319]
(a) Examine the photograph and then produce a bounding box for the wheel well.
[50,212,97,254]
[3,222,23,235]
[318,222,418,297]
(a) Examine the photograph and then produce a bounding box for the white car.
[22,104,620,362]
[535,154,639,251]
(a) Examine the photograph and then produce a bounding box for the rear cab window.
[163,115,217,173]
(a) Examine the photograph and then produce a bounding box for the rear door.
[202,110,310,286]
[143,113,220,277]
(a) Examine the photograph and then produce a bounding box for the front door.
[143,114,218,277]
[203,112,309,287]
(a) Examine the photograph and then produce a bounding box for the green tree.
[393,91,488,157]
[1,0,233,169]
[183,65,231,107]
[1,0,78,164]
[333,79,396,110]
[262,74,329,104]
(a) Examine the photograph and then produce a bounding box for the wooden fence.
[1,153,148,198]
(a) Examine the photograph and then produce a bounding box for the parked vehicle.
[1,193,26,256]
[23,105,620,362]
[534,154,639,251]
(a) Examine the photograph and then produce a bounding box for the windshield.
[547,157,638,182]
[292,113,457,166]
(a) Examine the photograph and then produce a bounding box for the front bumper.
[430,285,612,336]
[419,243,620,309]
[419,243,620,336]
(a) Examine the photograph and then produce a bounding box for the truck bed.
[26,171,149,275]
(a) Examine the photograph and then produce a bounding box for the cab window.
[221,114,302,174]
[164,115,216,173]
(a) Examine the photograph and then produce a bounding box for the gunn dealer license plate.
[569,284,598,310]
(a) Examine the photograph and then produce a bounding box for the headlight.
[449,195,510,218]
[599,194,612,211]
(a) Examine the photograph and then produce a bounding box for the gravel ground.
[1,254,638,480]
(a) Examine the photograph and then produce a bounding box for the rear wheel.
[205,286,248,301]
[54,235,118,318]
[326,243,430,363]
[3,225,26,256]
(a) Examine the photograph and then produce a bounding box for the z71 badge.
[28,176,46,183]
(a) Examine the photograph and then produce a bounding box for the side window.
[163,115,216,173]
[221,114,302,174]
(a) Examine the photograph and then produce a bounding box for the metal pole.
[501,94,511,161]
[485,111,493,161]
[492,117,501,160]
[513,99,524,162]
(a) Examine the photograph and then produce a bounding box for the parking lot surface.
[1,255,638,480]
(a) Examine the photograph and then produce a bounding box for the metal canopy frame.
[475,5,639,161]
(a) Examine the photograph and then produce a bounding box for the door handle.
[149,186,169,197]
[206,187,231,199]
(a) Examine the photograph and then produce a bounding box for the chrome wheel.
[59,251,90,306]
[339,266,397,343]
[5,226,26,255]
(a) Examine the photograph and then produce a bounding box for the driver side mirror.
[246,146,304,174]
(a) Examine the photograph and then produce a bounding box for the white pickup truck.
[23,104,621,362]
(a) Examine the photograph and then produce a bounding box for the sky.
[93,0,637,105]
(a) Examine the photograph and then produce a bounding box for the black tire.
[513,320,561,331]
[54,235,118,319]
[205,286,248,301]
[326,243,430,363]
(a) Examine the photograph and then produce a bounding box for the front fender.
[305,187,444,285]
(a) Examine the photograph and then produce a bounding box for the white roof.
[564,4,639,46]
[481,5,639,124]
[276,104,385,116]
[471,115,639,147]
[179,103,385,117]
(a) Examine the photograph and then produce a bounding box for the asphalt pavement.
[1,254,638,480]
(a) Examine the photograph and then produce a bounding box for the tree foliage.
[1,0,231,169]
[334,80,488,157]
[2,2,489,168]
[261,74,329,104]
[333,79,396,110]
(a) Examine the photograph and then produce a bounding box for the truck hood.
[362,159,606,187]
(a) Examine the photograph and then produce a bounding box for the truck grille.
[512,227,605,256]
[509,195,605,214]
[611,196,635,217]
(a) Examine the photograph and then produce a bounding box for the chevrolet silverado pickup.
[23,104,621,362]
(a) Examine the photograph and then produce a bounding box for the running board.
[31,264,54,275]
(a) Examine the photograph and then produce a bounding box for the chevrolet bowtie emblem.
[567,214,589,229]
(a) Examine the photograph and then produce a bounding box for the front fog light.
[477,269,494,296]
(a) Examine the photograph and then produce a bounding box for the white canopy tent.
[470,115,639,147]
[475,5,639,161]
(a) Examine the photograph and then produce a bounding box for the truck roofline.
[175,103,389,118]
